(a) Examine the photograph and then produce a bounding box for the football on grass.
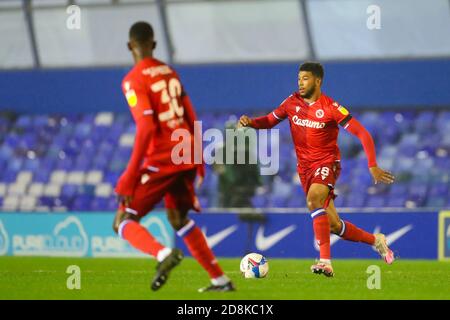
[240,253,269,278]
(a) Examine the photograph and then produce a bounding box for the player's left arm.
[181,90,205,188]
[115,80,155,203]
[333,104,395,185]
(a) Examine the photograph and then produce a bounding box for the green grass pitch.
[0,257,448,300]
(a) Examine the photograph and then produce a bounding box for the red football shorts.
[298,161,341,208]
[119,168,200,217]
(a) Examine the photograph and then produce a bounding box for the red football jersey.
[121,57,197,174]
[271,92,352,171]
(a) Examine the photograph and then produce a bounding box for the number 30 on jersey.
[151,78,184,122]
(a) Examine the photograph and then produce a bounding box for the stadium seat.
[3,195,20,211]
[29,183,45,197]
[365,195,386,208]
[95,183,113,198]
[0,110,448,211]
[20,195,37,211]
[71,195,93,211]
[0,184,7,197]
[387,195,407,207]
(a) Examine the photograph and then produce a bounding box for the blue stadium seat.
[389,184,408,196]
[366,195,386,208]
[428,182,447,196]
[61,184,78,198]
[387,195,407,207]
[23,158,40,171]
[71,195,93,211]
[33,168,52,183]
[286,195,306,208]
[104,171,120,185]
[269,195,289,208]
[333,195,346,207]
[54,158,74,171]
[425,196,446,208]
[349,195,365,207]
[90,197,110,211]
[1,110,448,211]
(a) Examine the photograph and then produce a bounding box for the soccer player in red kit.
[113,22,235,292]
[238,62,395,277]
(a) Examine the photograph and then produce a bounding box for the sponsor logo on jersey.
[295,106,301,113]
[315,109,324,118]
[292,115,325,128]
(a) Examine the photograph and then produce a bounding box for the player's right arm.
[238,98,288,129]
[115,79,155,202]
[330,101,395,185]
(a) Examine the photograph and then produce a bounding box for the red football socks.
[311,208,331,260]
[177,220,224,279]
[119,220,165,257]
[340,220,375,245]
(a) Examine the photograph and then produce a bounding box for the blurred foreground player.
[113,22,234,292]
[239,62,396,277]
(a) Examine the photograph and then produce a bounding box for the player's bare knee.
[306,193,325,211]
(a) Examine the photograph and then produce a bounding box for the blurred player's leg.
[326,199,394,263]
[167,208,235,292]
[113,209,183,291]
[113,210,167,258]
[307,184,333,276]
[326,199,375,245]
[164,169,235,291]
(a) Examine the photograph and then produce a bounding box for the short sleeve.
[122,78,153,123]
[330,100,352,127]
[272,95,291,121]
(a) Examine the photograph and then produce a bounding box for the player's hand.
[369,166,395,184]
[237,115,252,128]
[115,172,138,206]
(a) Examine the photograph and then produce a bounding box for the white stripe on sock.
[339,219,346,237]
[319,259,331,265]
[310,208,325,219]
[118,219,132,239]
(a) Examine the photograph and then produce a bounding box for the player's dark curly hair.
[299,62,324,79]
[129,21,154,43]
